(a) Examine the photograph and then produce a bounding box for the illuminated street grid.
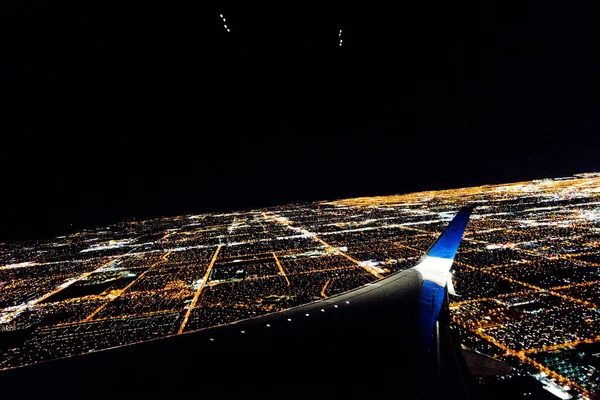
[1,173,600,397]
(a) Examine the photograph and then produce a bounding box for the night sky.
[1,2,599,242]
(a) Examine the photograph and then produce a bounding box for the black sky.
[1,2,599,242]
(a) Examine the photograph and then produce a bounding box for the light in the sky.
[220,14,230,33]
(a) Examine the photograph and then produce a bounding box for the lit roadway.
[451,257,598,397]
[262,211,383,279]
[83,250,173,322]
[522,335,600,355]
[48,309,176,328]
[313,235,384,278]
[321,279,331,298]
[204,266,357,288]
[0,256,123,324]
[455,260,597,309]
[178,245,221,334]
[453,317,590,395]
[552,279,600,291]
[272,252,291,286]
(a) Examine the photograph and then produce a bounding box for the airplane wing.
[414,206,474,355]
[0,206,476,399]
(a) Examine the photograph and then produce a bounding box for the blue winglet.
[425,206,475,259]
[416,205,475,358]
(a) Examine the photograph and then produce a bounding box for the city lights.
[0,172,599,396]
